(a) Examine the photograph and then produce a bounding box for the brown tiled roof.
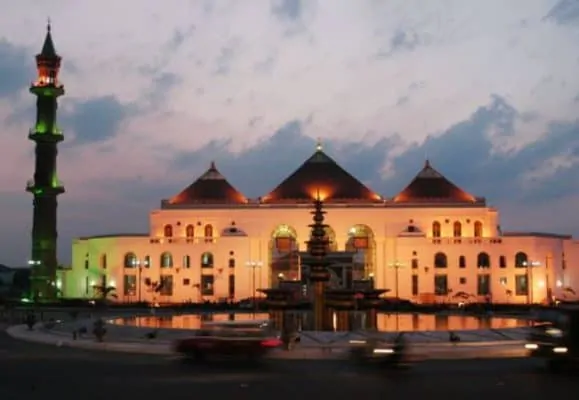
[261,147,382,203]
[168,162,247,205]
[392,160,476,203]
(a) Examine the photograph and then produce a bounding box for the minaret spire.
[316,137,323,152]
[27,23,66,301]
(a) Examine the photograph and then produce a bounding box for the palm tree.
[92,284,117,302]
[144,279,165,304]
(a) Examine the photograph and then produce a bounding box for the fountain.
[260,198,388,331]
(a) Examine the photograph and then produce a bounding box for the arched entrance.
[346,224,376,279]
[269,224,299,286]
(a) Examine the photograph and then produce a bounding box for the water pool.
[111,312,529,332]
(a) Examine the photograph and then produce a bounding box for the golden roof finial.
[316,137,322,152]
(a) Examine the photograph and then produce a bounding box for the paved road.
[1,328,578,400]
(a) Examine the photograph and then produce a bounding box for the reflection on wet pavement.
[111,312,530,332]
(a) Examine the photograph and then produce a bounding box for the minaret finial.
[316,137,322,152]
[47,17,51,32]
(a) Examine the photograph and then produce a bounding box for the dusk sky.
[0,0,578,266]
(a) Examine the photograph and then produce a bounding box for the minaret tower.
[26,21,65,301]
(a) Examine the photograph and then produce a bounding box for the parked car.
[173,320,282,362]
[525,306,579,371]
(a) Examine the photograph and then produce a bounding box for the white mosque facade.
[60,147,579,305]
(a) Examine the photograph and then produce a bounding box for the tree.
[144,279,165,304]
[92,284,117,301]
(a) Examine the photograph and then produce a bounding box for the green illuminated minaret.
[26,21,65,301]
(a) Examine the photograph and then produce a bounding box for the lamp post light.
[388,261,404,299]
[246,261,263,311]
[522,260,541,304]
[135,259,149,303]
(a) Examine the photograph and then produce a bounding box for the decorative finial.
[210,160,216,169]
[316,188,321,201]
[47,17,51,32]
[316,137,322,152]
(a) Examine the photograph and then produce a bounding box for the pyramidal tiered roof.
[260,144,382,203]
[392,160,477,203]
[168,162,247,205]
[163,146,481,207]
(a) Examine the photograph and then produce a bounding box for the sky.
[0,0,578,266]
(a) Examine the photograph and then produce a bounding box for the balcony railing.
[149,237,217,244]
[29,128,64,137]
[26,179,65,190]
[430,237,503,245]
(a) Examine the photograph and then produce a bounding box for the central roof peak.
[261,146,382,204]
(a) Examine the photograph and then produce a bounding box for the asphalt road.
[1,328,579,400]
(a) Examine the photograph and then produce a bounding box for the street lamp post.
[388,261,404,299]
[246,261,263,312]
[137,261,143,303]
[523,260,541,304]
[133,258,149,304]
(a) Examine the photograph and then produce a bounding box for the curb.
[6,325,171,355]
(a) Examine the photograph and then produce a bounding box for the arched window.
[100,254,107,269]
[458,255,466,268]
[123,252,137,268]
[228,258,235,268]
[477,252,490,268]
[514,252,528,268]
[143,255,151,268]
[201,252,214,268]
[453,221,462,237]
[474,221,483,237]
[204,224,213,238]
[160,252,173,268]
[186,225,194,238]
[432,221,441,238]
[499,255,506,268]
[434,252,447,268]
[163,224,173,238]
[204,224,213,243]
[183,255,191,268]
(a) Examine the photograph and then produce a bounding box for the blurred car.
[173,320,282,362]
[525,306,579,371]
[348,334,410,368]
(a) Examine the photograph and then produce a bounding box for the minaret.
[26,21,65,301]
[306,197,331,330]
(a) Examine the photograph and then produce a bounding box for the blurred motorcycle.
[348,333,409,368]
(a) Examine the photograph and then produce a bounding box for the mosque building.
[60,143,579,305]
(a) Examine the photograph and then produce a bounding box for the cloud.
[271,0,304,21]
[544,0,579,25]
[0,39,34,97]
[60,96,130,145]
